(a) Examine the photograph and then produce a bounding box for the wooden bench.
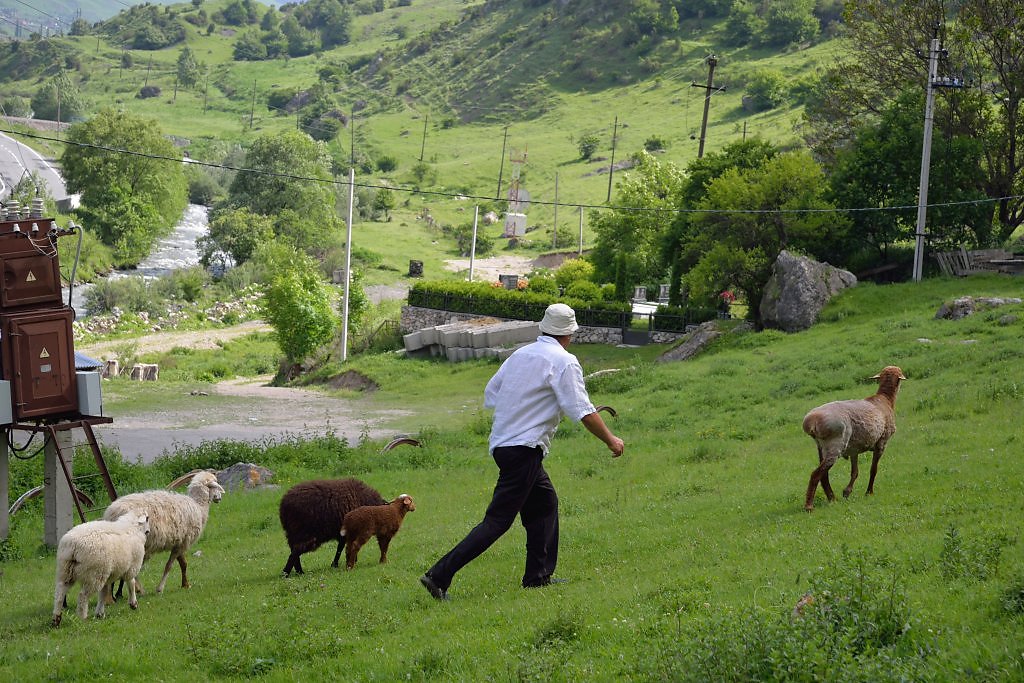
[933,247,1009,276]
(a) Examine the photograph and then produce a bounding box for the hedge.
[408,281,631,328]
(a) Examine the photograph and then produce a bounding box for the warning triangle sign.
[26,271,36,282]
[40,348,50,358]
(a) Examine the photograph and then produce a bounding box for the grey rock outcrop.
[760,251,856,332]
[934,296,1022,320]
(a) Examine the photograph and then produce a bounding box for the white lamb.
[52,512,150,627]
[103,470,225,595]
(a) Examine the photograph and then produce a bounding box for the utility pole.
[249,79,257,130]
[691,54,723,159]
[606,115,618,203]
[552,172,559,249]
[912,26,967,282]
[419,114,428,162]
[144,56,152,86]
[495,125,509,199]
[350,109,355,169]
[203,75,209,113]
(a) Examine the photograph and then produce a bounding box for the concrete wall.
[401,305,688,347]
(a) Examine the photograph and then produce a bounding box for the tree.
[258,246,339,366]
[805,0,1024,241]
[682,150,846,325]
[198,207,275,269]
[61,108,187,265]
[589,151,684,299]
[176,46,201,88]
[828,92,991,259]
[661,138,778,305]
[744,69,787,111]
[233,29,268,61]
[225,129,340,258]
[372,188,395,221]
[760,0,818,46]
[31,70,86,122]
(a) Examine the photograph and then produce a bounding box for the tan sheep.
[339,495,416,569]
[802,366,906,511]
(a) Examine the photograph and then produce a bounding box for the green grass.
[4,274,1024,679]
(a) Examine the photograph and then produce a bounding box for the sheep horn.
[380,437,422,453]
[595,405,618,418]
[166,469,207,490]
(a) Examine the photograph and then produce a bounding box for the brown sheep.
[340,495,416,570]
[802,366,906,511]
[279,478,387,576]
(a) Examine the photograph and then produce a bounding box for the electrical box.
[1,249,63,308]
[0,379,12,425]
[1,309,78,420]
[76,371,103,417]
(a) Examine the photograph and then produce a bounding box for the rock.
[657,321,722,362]
[760,251,856,332]
[216,462,275,491]
[934,296,1022,320]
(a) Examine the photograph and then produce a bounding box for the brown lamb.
[802,366,906,511]
[339,495,416,569]
[278,478,387,576]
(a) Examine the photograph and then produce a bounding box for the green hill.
[0,0,838,248]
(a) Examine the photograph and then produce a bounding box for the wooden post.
[44,430,75,547]
[0,430,9,541]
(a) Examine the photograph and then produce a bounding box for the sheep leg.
[177,553,190,589]
[377,534,392,564]
[843,454,859,498]
[155,551,180,593]
[344,538,364,570]
[332,541,344,569]
[282,552,304,576]
[97,583,111,619]
[127,574,139,610]
[52,581,69,627]
[805,458,835,511]
[866,447,884,495]
[76,586,91,620]
[819,468,836,502]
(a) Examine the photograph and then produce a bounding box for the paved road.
[0,129,69,201]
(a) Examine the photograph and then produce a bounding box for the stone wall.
[401,306,687,346]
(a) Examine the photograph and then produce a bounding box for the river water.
[66,204,208,316]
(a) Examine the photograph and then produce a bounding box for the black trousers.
[427,445,559,589]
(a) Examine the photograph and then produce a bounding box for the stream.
[66,204,208,316]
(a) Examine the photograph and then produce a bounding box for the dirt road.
[78,322,411,463]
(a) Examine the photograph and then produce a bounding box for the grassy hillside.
[1,0,840,265]
[2,274,1023,679]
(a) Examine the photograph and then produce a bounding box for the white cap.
[538,303,579,336]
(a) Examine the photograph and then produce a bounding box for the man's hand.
[582,412,625,458]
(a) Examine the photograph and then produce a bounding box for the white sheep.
[52,512,149,627]
[802,366,906,511]
[339,494,416,569]
[103,470,225,595]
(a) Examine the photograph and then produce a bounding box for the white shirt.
[484,335,596,455]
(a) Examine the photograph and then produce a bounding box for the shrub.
[376,155,398,173]
[644,135,668,152]
[554,258,595,289]
[564,280,602,301]
[578,133,600,160]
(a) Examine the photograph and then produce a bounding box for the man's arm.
[581,412,625,457]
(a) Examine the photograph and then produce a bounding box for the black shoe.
[524,577,569,588]
[420,574,449,601]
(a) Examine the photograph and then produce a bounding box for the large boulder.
[760,251,856,332]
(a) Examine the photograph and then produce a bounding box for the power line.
[1,126,1019,218]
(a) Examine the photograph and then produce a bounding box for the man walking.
[420,303,625,600]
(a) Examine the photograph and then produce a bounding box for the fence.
[407,289,716,331]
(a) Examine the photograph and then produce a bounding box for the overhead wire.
[1,126,1020,218]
